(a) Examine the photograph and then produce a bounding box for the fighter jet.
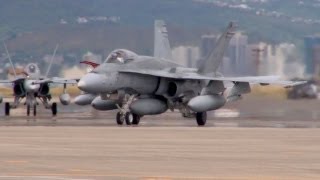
[77,21,305,126]
[0,44,76,116]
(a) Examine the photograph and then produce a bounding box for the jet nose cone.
[77,80,86,89]
[77,73,106,93]
[24,80,40,92]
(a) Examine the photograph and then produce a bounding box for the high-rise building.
[304,36,320,76]
[227,32,249,75]
[248,43,304,78]
[172,46,200,68]
[256,43,284,76]
[197,35,218,70]
[200,35,217,58]
[248,42,270,76]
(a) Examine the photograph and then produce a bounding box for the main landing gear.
[51,102,57,116]
[116,111,207,126]
[4,101,58,117]
[116,112,141,125]
[5,102,10,116]
[41,95,58,116]
[196,112,207,126]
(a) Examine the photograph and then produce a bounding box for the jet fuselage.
[78,54,191,96]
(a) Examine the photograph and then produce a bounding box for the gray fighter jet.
[77,21,305,126]
[0,45,76,116]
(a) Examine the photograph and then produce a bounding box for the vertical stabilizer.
[198,22,236,75]
[3,43,17,78]
[45,44,59,78]
[154,20,172,60]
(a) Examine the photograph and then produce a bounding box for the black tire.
[116,112,124,125]
[27,105,30,116]
[51,102,57,116]
[5,102,10,116]
[125,112,133,125]
[33,104,37,116]
[196,112,207,126]
[132,113,140,125]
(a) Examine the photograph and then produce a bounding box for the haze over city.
[0,0,320,79]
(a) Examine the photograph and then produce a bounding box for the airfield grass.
[0,85,288,99]
[0,86,81,97]
[251,85,288,99]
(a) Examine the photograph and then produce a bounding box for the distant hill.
[0,0,320,65]
[0,0,320,41]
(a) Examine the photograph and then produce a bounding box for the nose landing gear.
[115,94,141,126]
[26,104,37,116]
[116,112,124,125]
[125,112,140,125]
[116,111,140,126]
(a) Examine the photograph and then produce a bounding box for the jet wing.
[49,78,78,84]
[33,78,78,85]
[0,77,25,84]
[118,69,306,87]
[0,80,13,83]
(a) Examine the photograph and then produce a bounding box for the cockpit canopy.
[24,63,40,77]
[27,64,36,73]
[105,49,138,64]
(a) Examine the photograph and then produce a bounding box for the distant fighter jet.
[0,44,77,116]
[77,20,305,126]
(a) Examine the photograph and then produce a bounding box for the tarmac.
[0,96,319,179]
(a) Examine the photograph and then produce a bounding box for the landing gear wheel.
[33,105,37,116]
[5,102,10,116]
[51,102,57,116]
[132,113,140,125]
[27,105,30,116]
[196,112,207,126]
[125,112,134,125]
[116,112,124,125]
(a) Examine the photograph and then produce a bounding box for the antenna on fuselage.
[3,43,17,78]
[45,44,59,78]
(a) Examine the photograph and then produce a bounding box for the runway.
[0,96,319,179]
[0,127,320,179]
